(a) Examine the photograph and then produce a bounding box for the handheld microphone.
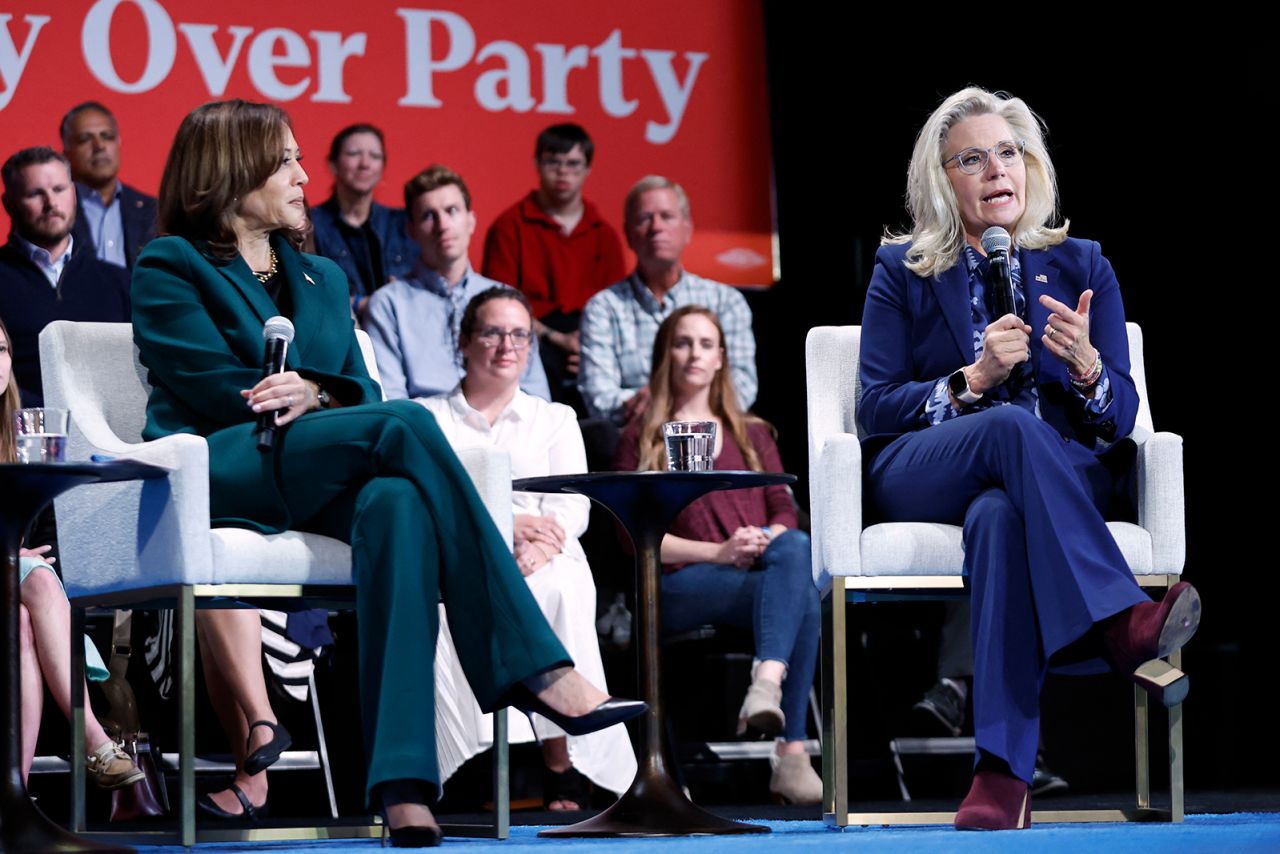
[980,226,1017,320]
[256,316,295,452]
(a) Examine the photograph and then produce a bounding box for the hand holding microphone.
[243,316,314,450]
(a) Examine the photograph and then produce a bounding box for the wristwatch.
[316,386,332,408]
[948,368,982,405]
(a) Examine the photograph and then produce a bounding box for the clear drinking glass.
[662,420,717,471]
[13,407,69,463]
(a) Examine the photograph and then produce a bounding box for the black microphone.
[256,316,295,452]
[980,226,1017,320]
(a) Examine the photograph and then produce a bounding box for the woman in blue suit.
[131,100,642,845]
[859,87,1200,831]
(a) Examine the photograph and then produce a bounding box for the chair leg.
[308,671,339,820]
[1168,648,1184,822]
[70,604,87,831]
[1134,683,1150,810]
[177,587,196,847]
[821,580,849,824]
[492,708,509,839]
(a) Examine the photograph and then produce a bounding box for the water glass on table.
[13,407,69,463]
[662,421,716,471]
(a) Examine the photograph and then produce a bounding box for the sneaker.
[86,741,146,790]
[911,679,965,736]
[1030,753,1069,797]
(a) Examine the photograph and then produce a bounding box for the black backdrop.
[756,7,1268,790]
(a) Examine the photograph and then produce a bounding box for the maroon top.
[481,191,627,318]
[614,420,797,572]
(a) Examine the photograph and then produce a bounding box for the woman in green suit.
[131,100,642,846]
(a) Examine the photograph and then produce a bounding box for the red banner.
[0,1,774,283]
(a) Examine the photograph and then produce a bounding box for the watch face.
[949,369,968,397]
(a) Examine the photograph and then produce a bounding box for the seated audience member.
[423,287,636,810]
[579,176,756,425]
[482,123,625,411]
[0,147,131,405]
[61,100,157,269]
[308,124,416,318]
[364,165,550,401]
[1,317,143,791]
[614,306,820,805]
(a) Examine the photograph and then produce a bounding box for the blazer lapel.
[213,252,294,370]
[931,261,974,364]
[1021,248,1064,380]
[277,242,324,370]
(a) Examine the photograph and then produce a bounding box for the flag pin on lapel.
[304,273,316,285]
[1035,273,1048,283]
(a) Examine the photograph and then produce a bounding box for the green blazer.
[132,234,381,532]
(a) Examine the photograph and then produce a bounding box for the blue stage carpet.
[134,814,1280,853]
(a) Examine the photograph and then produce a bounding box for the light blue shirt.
[363,261,551,401]
[578,271,757,422]
[15,233,74,288]
[76,181,126,268]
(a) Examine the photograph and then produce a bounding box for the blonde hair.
[0,318,22,463]
[635,306,769,472]
[886,87,1069,277]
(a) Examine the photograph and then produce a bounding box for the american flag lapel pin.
[1035,273,1048,283]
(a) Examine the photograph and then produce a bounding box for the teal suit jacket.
[132,234,381,532]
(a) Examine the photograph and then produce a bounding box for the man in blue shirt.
[60,101,156,270]
[364,165,550,400]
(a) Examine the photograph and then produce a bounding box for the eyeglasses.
[473,327,533,349]
[943,140,1025,175]
[538,155,588,174]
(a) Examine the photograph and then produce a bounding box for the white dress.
[421,388,637,795]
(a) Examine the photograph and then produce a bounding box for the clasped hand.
[717,526,771,569]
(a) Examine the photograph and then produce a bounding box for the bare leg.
[529,668,609,716]
[196,609,276,813]
[18,569,114,752]
[19,604,42,784]
[541,737,582,810]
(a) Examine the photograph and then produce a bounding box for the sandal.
[244,719,292,776]
[542,765,590,811]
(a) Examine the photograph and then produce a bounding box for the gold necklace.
[252,248,278,284]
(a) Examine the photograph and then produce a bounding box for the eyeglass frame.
[942,139,1026,175]
[471,326,534,349]
[537,154,589,174]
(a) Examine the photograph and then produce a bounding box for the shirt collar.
[15,232,74,268]
[410,258,473,298]
[517,191,605,234]
[446,384,533,429]
[962,244,1020,275]
[75,181,121,209]
[628,269,690,310]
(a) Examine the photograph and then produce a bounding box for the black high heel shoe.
[244,720,292,776]
[379,781,443,848]
[509,685,646,737]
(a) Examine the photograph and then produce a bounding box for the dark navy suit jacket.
[309,197,416,299]
[71,181,157,269]
[857,238,1139,459]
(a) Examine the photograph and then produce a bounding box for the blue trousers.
[867,406,1147,783]
[662,530,820,741]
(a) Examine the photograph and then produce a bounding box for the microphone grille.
[980,227,1011,254]
[263,316,295,343]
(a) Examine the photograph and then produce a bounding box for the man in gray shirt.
[364,164,550,400]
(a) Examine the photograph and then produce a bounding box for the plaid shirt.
[578,271,756,421]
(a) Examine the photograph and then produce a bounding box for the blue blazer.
[858,238,1138,456]
[71,181,157,269]
[309,197,416,299]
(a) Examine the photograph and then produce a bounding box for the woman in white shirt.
[421,287,636,811]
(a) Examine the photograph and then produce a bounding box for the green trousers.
[242,400,569,804]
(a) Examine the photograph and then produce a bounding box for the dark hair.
[1,147,70,197]
[0,317,22,463]
[535,123,594,166]
[403,164,471,215]
[59,101,117,146]
[327,123,385,164]
[458,287,534,347]
[156,99,302,261]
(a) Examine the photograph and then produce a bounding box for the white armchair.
[806,322,1187,826]
[39,321,513,845]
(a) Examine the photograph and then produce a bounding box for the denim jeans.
[661,530,820,741]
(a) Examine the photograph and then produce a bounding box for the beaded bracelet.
[1069,353,1103,389]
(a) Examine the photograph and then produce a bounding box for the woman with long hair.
[614,305,821,804]
[131,99,642,845]
[1,317,144,791]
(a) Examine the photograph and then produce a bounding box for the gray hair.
[59,101,118,146]
[624,175,691,223]
[886,87,1068,277]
